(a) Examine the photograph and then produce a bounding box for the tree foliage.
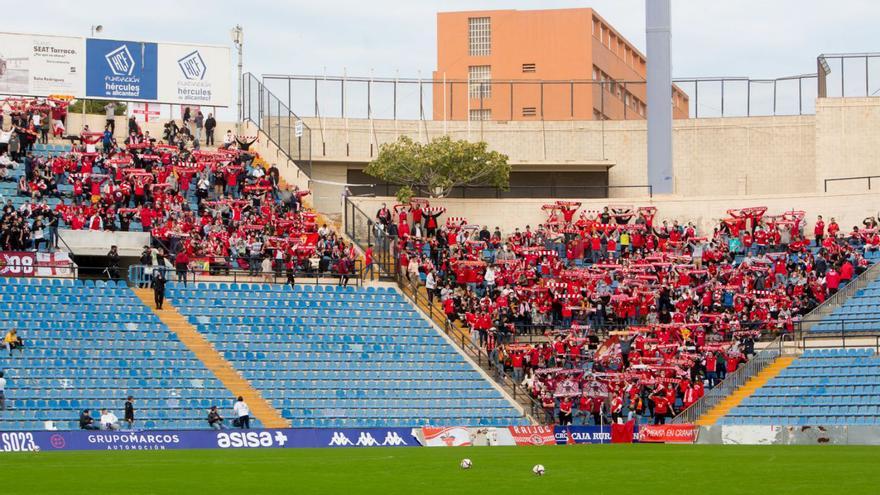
[365,135,510,198]
[68,99,128,115]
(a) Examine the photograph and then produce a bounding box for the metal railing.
[126,261,362,288]
[800,331,880,354]
[824,175,880,193]
[343,197,397,281]
[394,269,548,424]
[242,72,313,177]
[817,52,880,99]
[671,337,785,424]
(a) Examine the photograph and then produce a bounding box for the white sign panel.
[0,33,84,96]
[157,43,231,107]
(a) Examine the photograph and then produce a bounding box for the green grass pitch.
[2,445,878,494]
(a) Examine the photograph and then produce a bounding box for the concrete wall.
[350,189,880,236]
[302,111,817,202]
[815,97,880,194]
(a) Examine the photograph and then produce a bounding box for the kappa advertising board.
[0,428,421,452]
[0,32,83,96]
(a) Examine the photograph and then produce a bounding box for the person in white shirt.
[425,270,437,304]
[233,396,250,429]
[0,371,6,410]
[100,409,120,430]
[222,130,235,149]
[484,265,497,292]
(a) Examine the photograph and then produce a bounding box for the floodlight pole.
[232,25,244,132]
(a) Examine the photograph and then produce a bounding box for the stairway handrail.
[670,336,784,424]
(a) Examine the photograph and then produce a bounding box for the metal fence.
[817,53,880,99]
[242,73,313,177]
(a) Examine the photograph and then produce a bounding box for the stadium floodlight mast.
[231,25,244,131]
[90,25,103,37]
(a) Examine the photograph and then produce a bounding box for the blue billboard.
[85,38,157,100]
[0,428,421,452]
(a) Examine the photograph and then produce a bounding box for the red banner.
[0,252,36,277]
[638,424,699,443]
[611,419,636,443]
[507,425,556,446]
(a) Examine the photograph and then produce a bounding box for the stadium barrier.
[6,424,879,452]
[0,426,644,452]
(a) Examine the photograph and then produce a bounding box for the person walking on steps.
[153,269,166,310]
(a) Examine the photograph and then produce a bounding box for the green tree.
[365,135,510,199]
[68,99,128,115]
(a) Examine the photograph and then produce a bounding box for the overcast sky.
[6,0,880,118]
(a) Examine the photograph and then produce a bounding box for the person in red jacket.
[652,393,669,425]
[814,215,825,244]
[558,397,573,426]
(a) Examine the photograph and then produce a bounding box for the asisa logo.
[177,50,206,80]
[216,431,288,449]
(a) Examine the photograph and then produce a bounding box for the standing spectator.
[207,406,225,430]
[194,110,204,145]
[610,395,624,423]
[233,396,250,429]
[363,244,374,281]
[204,113,217,146]
[124,396,135,429]
[79,409,99,430]
[182,107,192,133]
[174,250,189,286]
[39,114,49,145]
[100,408,120,430]
[153,269,166,310]
[425,269,437,304]
[652,393,669,425]
[558,397,573,426]
[103,102,116,135]
[4,328,23,356]
[0,371,5,410]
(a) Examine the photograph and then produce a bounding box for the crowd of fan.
[379,201,874,425]
[0,98,357,282]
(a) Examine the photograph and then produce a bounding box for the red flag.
[611,419,635,444]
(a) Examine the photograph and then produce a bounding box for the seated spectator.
[79,409,99,430]
[3,328,23,356]
[207,406,226,430]
[100,408,120,430]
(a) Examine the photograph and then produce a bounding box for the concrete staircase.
[696,356,796,426]
[399,283,538,418]
[131,288,289,428]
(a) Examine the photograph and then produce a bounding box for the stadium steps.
[131,288,290,428]
[697,356,796,426]
[400,282,534,418]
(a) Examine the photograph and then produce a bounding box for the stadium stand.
[378,200,873,425]
[166,282,526,427]
[720,348,880,426]
[810,277,880,333]
[0,277,251,431]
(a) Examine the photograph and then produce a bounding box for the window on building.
[522,107,537,117]
[468,17,491,56]
[469,109,491,121]
[468,65,492,99]
[592,67,598,80]
[592,18,599,36]
[522,63,536,73]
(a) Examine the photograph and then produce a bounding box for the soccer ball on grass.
[460,458,472,469]
[532,464,545,476]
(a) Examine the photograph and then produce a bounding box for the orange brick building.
[432,8,689,121]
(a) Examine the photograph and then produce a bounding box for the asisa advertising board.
[0,31,231,107]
